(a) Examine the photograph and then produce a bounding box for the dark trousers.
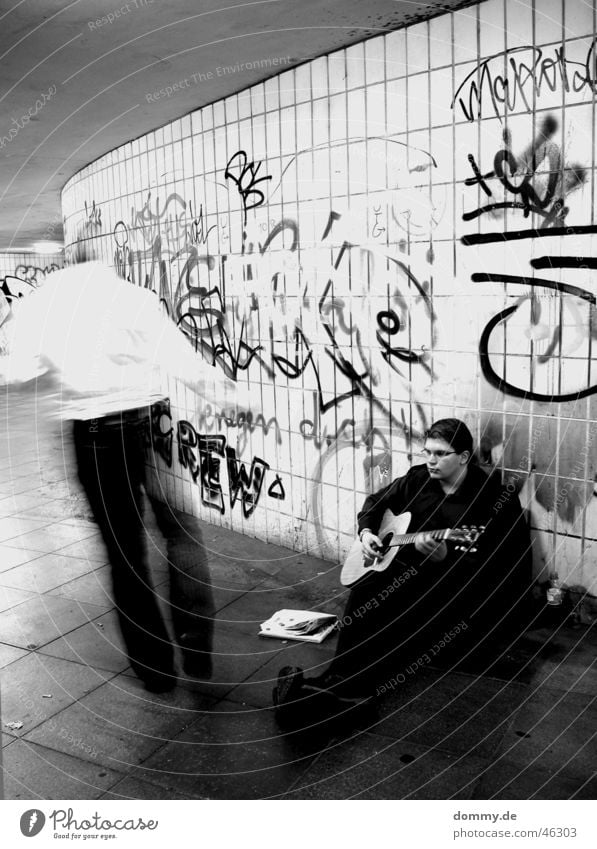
[73,411,214,683]
[328,557,480,695]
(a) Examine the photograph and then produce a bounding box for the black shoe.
[272,666,305,708]
[304,672,373,707]
[182,654,213,680]
[179,633,214,680]
[142,674,176,694]
[273,667,372,728]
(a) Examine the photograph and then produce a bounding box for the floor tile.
[1,653,112,737]
[215,578,345,632]
[0,552,105,594]
[3,525,99,554]
[54,536,108,562]
[138,698,323,799]
[6,474,45,495]
[0,543,44,572]
[100,776,196,800]
[39,610,129,673]
[203,555,273,591]
[529,658,597,698]
[518,626,597,697]
[24,674,216,771]
[0,585,37,612]
[0,594,107,649]
[496,687,597,780]
[2,740,123,800]
[0,517,51,542]
[285,732,489,799]
[0,642,28,667]
[370,669,530,759]
[15,498,91,522]
[202,530,291,578]
[144,622,286,701]
[47,565,113,607]
[472,758,597,800]
[0,491,57,516]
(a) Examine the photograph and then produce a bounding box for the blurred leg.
[73,418,175,685]
[148,496,215,676]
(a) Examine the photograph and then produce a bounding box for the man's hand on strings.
[414,533,448,563]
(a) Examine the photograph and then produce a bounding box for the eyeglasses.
[421,449,457,459]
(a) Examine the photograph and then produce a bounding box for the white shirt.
[3,262,241,420]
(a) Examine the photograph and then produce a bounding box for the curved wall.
[62,0,597,593]
[0,252,63,351]
[0,252,63,302]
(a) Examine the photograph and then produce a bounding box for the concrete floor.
[0,385,596,800]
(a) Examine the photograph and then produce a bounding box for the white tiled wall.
[0,253,63,300]
[62,0,597,593]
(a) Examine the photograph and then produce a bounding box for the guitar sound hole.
[380,532,393,555]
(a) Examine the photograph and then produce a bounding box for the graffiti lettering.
[453,42,597,121]
[462,223,597,247]
[198,435,226,514]
[85,200,102,231]
[149,399,174,467]
[177,420,200,482]
[371,205,386,238]
[225,150,272,225]
[226,446,269,519]
[173,419,284,515]
[187,200,217,245]
[463,116,586,228]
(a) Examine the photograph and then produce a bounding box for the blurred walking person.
[2,257,242,693]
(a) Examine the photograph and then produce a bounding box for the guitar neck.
[390,528,449,548]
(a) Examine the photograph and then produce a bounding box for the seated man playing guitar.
[273,418,532,719]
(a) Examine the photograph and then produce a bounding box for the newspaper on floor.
[259,609,338,643]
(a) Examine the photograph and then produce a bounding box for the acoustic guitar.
[340,510,484,587]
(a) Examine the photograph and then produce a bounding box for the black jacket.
[356,462,532,629]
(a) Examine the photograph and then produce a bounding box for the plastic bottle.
[546,572,563,606]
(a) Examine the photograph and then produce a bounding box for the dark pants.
[73,410,214,684]
[328,547,531,695]
[327,554,488,695]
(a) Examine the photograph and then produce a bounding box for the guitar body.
[340,511,412,587]
[340,510,484,588]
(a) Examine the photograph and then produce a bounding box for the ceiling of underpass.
[0,0,479,250]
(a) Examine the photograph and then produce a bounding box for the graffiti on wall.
[452,41,597,121]
[456,55,596,535]
[464,116,586,229]
[107,139,439,472]
[460,112,593,403]
[63,19,597,587]
[147,399,285,519]
[0,262,61,302]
